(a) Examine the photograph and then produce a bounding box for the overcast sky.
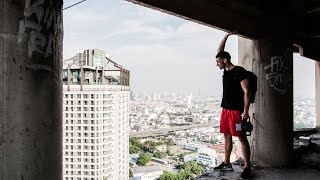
[63,0,315,98]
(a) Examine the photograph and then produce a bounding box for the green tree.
[130,138,143,148]
[158,161,205,179]
[154,151,161,158]
[159,171,176,180]
[177,153,184,161]
[137,153,151,166]
[178,169,188,179]
[154,151,165,159]
[180,161,205,177]
[129,169,133,177]
[129,145,141,154]
[143,140,162,153]
[175,171,185,180]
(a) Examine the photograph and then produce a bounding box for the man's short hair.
[216,51,231,61]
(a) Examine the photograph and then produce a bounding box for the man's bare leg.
[224,133,232,164]
[238,135,251,168]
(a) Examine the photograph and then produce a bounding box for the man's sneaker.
[214,162,233,171]
[240,167,251,179]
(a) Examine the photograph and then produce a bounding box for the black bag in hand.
[242,117,253,136]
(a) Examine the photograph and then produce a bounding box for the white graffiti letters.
[264,49,293,94]
[24,0,45,23]
[28,30,46,57]
[19,0,56,58]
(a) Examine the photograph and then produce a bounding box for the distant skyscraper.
[199,88,203,97]
[62,49,130,180]
[130,91,134,101]
[187,95,192,107]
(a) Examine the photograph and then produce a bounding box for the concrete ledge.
[198,164,320,180]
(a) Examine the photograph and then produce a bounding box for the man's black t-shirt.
[221,66,248,111]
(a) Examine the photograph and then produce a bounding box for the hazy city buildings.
[63,49,130,180]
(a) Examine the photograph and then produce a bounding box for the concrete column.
[80,65,84,90]
[239,36,293,167]
[68,65,71,90]
[101,67,105,84]
[127,70,130,86]
[316,61,320,128]
[0,1,63,179]
[120,69,124,85]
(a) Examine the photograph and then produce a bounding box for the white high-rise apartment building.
[63,49,130,180]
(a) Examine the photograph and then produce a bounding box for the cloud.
[63,0,239,96]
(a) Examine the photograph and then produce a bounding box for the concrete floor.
[198,165,320,180]
[198,129,320,179]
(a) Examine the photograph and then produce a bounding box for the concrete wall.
[316,61,320,128]
[239,37,293,167]
[0,0,63,179]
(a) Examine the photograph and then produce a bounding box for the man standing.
[213,32,251,179]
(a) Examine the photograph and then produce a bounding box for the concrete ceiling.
[126,0,320,61]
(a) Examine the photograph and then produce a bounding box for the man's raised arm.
[217,32,236,53]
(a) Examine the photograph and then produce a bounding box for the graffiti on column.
[18,0,57,59]
[264,49,293,94]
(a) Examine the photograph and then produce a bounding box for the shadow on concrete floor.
[199,129,320,179]
[198,164,320,180]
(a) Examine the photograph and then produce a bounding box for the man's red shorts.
[220,108,244,137]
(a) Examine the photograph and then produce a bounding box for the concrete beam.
[126,0,320,62]
[299,39,320,62]
[126,0,263,39]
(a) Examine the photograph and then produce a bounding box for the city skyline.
[63,0,315,98]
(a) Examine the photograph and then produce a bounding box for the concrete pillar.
[239,36,293,167]
[127,71,130,86]
[68,65,71,90]
[316,61,320,128]
[81,65,84,90]
[0,0,63,179]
